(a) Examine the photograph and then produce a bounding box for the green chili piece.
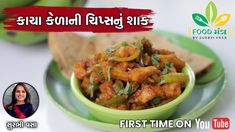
[113,49,140,62]
[162,73,189,84]
[102,95,126,106]
[151,96,161,105]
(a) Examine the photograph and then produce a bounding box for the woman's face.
[15,85,27,102]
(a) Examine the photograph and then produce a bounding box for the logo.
[212,118,230,130]
[189,1,231,39]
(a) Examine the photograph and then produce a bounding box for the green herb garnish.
[97,70,103,77]
[107,56,117,61]
[86,64,100,74]
[161,62,173,75]
[139,54,144,66]
[87,76,96,98]
[151,54,160,67]
[118,82,132,96]
[136,39,143,50]
[107,66,112,81]
[97,70,104,81]
[95,64,100,67]
[103,47,117,55]
[113,80,124,93]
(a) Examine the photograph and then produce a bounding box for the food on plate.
[48,31,213,80]
[95,32,214,77]
[73,38,189,110]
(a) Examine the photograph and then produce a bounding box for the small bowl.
[71,64,195,124]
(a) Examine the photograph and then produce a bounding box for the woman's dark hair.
[9,82,31,106]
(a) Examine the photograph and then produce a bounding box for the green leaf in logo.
[206,1,217,23]
[192,13,209,27]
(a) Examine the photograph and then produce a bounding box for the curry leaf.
[214,13,231,27]
[192,13,209,27]
[206,1,217,23]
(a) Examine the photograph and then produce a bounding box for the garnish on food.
[74,38,188,110]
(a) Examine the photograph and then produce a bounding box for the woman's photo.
[3,82,39,119]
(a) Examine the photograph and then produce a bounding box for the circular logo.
[3,82,39,119]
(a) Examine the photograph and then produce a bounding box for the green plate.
[156,31,224,84]
[44,31,226,131]
[44,60,227,132]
